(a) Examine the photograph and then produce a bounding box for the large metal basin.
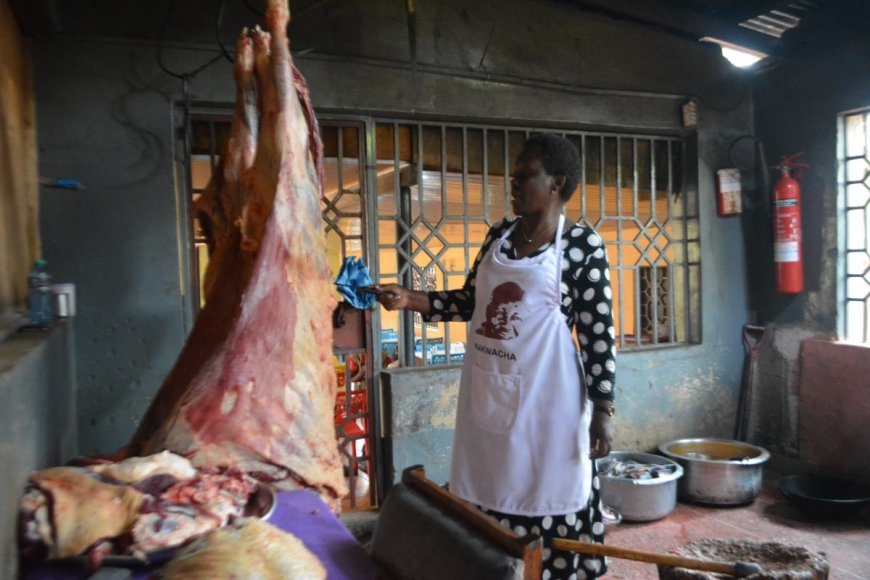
[596,452,684,521]
[658,438,769,506]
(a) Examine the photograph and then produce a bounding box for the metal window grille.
[839,107,870,342]
[640,265,670,341]
[372,121,700,366]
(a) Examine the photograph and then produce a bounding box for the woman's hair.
[523,134,581,201]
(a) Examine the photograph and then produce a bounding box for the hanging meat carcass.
[128,0,346,507]
[192,26,258,296]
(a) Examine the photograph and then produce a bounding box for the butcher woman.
[375,133,615,579]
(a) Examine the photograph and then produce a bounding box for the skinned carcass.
[192,28,258,296]
[128,0,346,507]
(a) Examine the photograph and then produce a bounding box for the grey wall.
[34,0,753,457]
[0,323,76,579]
[35,41,190,454]
[382,366,460,486]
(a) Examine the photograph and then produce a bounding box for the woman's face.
[510,148,561,217]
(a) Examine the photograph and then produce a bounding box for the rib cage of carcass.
[128,0,347,508]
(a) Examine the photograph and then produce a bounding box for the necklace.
[518,218,555,245]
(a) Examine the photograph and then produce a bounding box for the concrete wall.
[34,44,190,455]
[33,0,752,457]
[382,366,460,486]
[0,322,77,579]
[744,20,869,460]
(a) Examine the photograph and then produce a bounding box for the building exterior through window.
[839,106,870,343]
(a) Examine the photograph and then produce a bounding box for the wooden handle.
[552,539,737,574]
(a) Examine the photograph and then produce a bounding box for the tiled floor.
[603,467,870,579]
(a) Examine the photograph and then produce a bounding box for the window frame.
[837,106,870,343]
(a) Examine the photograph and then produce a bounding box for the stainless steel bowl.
[596,452,684,522]
[245,484,277,521]
[658,438,770,505]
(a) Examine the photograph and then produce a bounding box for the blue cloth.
[335,257,376,309]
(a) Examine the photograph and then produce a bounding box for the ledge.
[0,319,67,378]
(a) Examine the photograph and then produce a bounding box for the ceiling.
[8,0,866,67]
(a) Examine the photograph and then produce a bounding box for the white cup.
[52,283,76,317]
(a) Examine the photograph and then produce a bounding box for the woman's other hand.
[589,410,614,460]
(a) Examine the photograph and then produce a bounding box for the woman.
[376,133,615,579]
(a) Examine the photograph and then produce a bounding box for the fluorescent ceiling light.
[700,37,768,68]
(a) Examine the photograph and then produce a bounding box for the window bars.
[372,122,699,366]
[840,107,870,343]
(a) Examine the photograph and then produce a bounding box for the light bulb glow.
[720,46,764,68]
[700,37,767,68]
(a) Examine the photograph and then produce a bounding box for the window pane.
[845,113,865,158]
[846,208,866,250]
[619,138,635,217]
[846,183,869,207]
[486,130,508,224]
[847,158,868,182]
[190,157,213,191]
[467,128,485,217]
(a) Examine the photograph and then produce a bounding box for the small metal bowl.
[245,484,277,521]
[778,474,870,518]
[596,452,683,521]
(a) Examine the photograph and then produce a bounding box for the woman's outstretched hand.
[373,284,431,315]
[373,284,411,311]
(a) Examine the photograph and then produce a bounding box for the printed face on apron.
[449,215,593,517]
[475,281,525,340]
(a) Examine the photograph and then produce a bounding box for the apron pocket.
[470,366,522,434]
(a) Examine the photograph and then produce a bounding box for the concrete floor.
[604,466,870,579]
[341,461,869,578]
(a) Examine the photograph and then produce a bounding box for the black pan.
[777,474,870,518]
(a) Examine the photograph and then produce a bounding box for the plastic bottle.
[27,259,54,326]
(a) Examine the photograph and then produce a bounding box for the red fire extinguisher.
[772,152,808,294]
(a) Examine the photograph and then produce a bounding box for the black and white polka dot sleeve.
[565,226,616,402]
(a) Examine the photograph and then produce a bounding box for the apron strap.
[554,214,566,297]
[498,221,518,245]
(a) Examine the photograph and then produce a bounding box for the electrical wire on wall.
[728,134,769,189]
[156,0,230,173]
[727,134,770,216]
[216,0,235,63]
[156,0,236,322]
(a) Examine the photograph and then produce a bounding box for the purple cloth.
[268,490,382,580]
[22,490,381,580]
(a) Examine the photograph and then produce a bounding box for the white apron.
[450,215,592,516]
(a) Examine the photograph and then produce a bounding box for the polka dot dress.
[480,465,608,579]
[425,217,616,402]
